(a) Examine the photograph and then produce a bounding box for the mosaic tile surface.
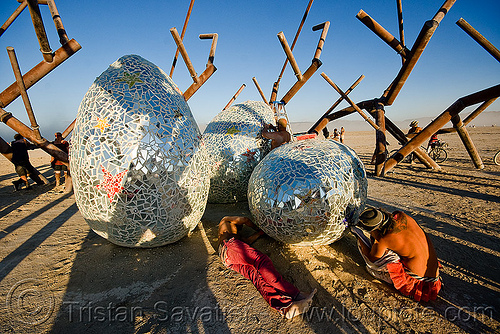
[248,139,367,246]
[202,101,275,203]
[71,55,210,247]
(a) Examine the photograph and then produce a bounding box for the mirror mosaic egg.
[202,100,275,203]
[71,54,210,248]
[248,139,367,246]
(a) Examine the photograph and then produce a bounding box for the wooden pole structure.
[0,106,68,164]
[384,84,500,173]
[26,0,54,62]
[274,0,314,87]
[277,32,303,81]
[181,33,218,101]
[271,0,314,103]
[7,47,42,140]
[437,98,497,133]
[451,115,484,169]
[223,84,246,111]
[356,9,408,59]
[46,0,69,45]
[170,27,198,83]
[169,0,195,78]
[384,0,456,105]
[456,18,500,63]
[280,22,329,105]
[252,77,268,104]
[0,1,27,38]
[396,0,405,65]
[61,119,76,139]
[308,74,364,134]
[320,72,379,130]
[0,39,82,108]
[374,102,386,176]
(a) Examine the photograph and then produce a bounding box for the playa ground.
[0,127,499,333]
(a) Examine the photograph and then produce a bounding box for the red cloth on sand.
[387,261,441,302]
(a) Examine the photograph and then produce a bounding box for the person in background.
[51,132,70,188]
[340,127,345,143]
[10,134,39,190]
[332,128,340,141]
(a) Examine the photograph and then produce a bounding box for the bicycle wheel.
[494,150,500,166]
[430,147,447,163]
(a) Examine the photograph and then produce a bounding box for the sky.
[0,0,499,140]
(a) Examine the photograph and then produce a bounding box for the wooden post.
[308,74,364,134]
[7,47,42,140]
[277,32,303,81]
[170,27,199,83]
[279,22,329,105]
[451,115,484,169]
[61,119,76,139]
[0,39,82,108]
[252,77,268,104]
[320,73,379,130]
[181,33,218,101]
[223,84,246,111]
[456,18,500,63]
[396,0,405,65]
[0,1,27,38]
[385,0,456,105]
[437,98,497,134]
[274,0,314,87]
[0,136,13,161]
[26,0,54,62]
[169,0,195,77]
[46,0,69,45]
[374,103,386,176]
[356,9,407,59]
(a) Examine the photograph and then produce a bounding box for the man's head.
[358,207,389,231]
[55,132,62,139]
[14,134,23,141]
[410,120,418,127]
[277,118,287,130]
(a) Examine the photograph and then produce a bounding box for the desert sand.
[0,127,499,333]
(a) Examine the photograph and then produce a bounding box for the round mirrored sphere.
[248,139,367,246]
[202,100,275,203]
[71,55,210,247]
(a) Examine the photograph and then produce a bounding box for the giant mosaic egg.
[71,54,210,247]
[248,139,367,246]
[202,100,275,203]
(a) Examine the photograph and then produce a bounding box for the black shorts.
[54,164,68,171]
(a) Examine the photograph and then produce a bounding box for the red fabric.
[387,261,441,302]
[222,238,299,311]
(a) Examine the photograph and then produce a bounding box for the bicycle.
[494,150,500,165]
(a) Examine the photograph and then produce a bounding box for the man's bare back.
[362,211,439,277]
